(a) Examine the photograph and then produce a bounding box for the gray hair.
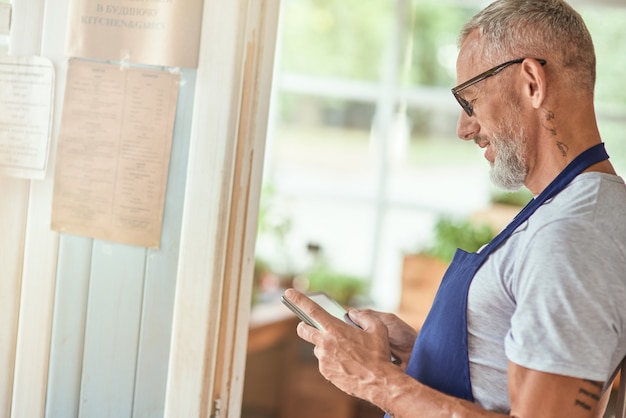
[459,0,596,93]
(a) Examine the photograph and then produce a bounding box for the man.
[283,0,626,416]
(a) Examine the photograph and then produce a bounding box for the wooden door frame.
[164,1,280,417]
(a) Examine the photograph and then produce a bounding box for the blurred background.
[252,0,626,310]
[245,1,626,417]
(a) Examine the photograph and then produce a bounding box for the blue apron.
[395,143,609,409]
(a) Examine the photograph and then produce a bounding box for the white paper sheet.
[52,59,179,248]
[0,55,54,179]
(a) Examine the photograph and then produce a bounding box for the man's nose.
[456,111,480,141]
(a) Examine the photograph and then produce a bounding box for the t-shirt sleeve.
[504,219,623,381]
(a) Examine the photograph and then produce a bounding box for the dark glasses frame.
[451,58,547,116]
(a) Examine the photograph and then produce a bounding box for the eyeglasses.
[451,58,547,117]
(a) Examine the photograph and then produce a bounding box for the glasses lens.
[453,91,473,116]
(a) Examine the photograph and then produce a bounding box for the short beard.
[488,119,528,191]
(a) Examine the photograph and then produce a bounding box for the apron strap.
[484,142,609,253]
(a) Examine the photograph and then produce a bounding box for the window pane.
[257,0,626,310]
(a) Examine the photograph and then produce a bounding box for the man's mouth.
[474,138,495,163]
[474,137,490,148]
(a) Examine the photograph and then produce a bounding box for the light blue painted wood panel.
[78,242,147,418]
[46,68,195,418]
[45,235,93,418]
[131,69,195,418]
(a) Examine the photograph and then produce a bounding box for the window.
[255,0,626,310]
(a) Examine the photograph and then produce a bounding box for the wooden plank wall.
[3,0,57,417]
[0,180,29,418]
[1,0,277,416]
[1,0,197,417]
[44,67,195,418]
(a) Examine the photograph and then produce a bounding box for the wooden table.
[243,300,383,418]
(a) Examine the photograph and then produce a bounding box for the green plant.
[422,216,495,263]
[490,188,533,207]
[255,183,295,276]
[306,263,367,305]
[257,184,292,240]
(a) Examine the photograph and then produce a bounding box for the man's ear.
[520,58,547,109]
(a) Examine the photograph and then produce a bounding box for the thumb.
[347,308,381,331]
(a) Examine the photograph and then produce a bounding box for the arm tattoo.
[575,399,592,410]
[583,380,604,390]
[579,388,600,401]
[574,380,603,411]
[556,142,569,157]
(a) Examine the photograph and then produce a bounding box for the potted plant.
[399,216,494,328]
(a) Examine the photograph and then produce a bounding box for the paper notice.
[51,59,179,248]
[65,0,203,68]
[0,55,54,179]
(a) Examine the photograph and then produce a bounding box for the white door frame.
[164,1,281,417]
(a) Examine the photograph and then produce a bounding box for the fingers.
[296,319,320,345]
[284,288,344,331]
[284,288,321,317]
[347,308,386,334]
[283,287,301,301]
[348,308,399,328]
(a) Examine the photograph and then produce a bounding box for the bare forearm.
[367,365,609,418]
[365,365,508,418]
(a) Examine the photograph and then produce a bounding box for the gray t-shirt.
[467,172,626,413]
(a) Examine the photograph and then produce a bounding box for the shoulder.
[533,172,626,223]
[517,172,626,258]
